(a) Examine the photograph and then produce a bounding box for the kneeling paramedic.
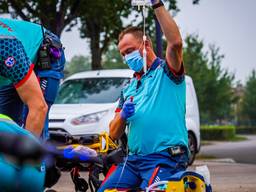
[99,0,189,191]
[0,18,66,139]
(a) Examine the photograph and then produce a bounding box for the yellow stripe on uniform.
[0,114,12,121]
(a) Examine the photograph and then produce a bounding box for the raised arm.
[152,0,183,72]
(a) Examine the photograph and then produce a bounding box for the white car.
[49,69,200,165]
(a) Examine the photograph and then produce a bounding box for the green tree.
[78,1,131,70]
[1,0,200,69]
[241,70,256,125]
[78,0,199,70]
[0,0,81,36]
[183,34,234,123]
[65,55,90,77]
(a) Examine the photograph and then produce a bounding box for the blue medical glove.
[120,98,135,120]
[63,145,74,159]
[63,145,97,161]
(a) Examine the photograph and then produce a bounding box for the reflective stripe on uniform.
[0,114,12,121]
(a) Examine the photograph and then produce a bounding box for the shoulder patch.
[4,56,16,67]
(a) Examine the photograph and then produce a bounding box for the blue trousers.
[98,151,188,191]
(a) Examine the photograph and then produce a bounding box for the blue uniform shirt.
[117,58,188,155]
[0,18,43,63]
[0,18,65,82]
[0,18,66,139]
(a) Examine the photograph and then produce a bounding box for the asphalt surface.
[50,135,256,191]
[192,160,256,192]
[199,135,256,164]
[51,160,256,192]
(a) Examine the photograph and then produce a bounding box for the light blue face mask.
[124,50,144,72]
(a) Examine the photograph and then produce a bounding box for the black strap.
[152,1,164,9]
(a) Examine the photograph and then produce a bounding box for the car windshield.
[55,77,130,104]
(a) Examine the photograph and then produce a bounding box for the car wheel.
[188,132,197,165]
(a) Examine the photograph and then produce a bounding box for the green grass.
[229,135,247,141]
[201,125,236,141]
[202,134,247,142]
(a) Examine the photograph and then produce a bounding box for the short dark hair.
[118,26,144,42]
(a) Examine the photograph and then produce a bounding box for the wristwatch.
[152,1,164,10]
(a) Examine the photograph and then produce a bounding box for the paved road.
[192,160,256,192]
[199,135,256,164]
[50,136,256,191]
[51,160,256,192]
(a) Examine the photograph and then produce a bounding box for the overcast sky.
[61,0,256,84]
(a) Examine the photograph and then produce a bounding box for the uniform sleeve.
[161,60,185,85]
[115,90,125,113]
[0,37,33,88]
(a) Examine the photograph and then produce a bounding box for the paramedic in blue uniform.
[0,18,48,137]
[99,0,189,191]
[0,18,65,139]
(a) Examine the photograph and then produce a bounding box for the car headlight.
[71,110,108,126]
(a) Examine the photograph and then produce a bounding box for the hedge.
[236,126,256,134]
[200,125,236,141]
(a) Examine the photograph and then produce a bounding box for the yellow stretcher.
[105,170,212,192]
[57,131,118,153]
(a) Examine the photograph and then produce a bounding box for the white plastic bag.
[131,0,151,6]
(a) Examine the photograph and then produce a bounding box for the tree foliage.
[240,70,256,125]
[183,34,234,123]
[78,1,130,70]
[0,0,81,36]
[0,0,200,69]
[77,0,199,69]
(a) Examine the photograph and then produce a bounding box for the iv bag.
[131,0,151,6]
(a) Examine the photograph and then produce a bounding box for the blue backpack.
[36,29,66,80]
